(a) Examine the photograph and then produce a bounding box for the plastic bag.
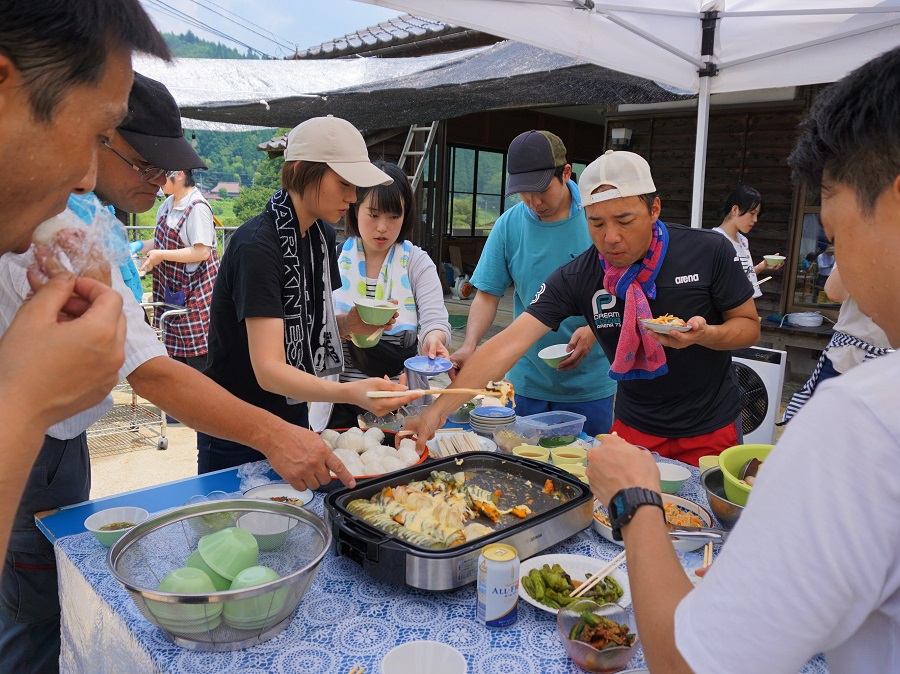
[236,459,277,492]
[28,193,130,284]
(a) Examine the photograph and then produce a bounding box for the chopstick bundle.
[570,550,627,599]
[435,431,481,457]
[702,542,713,569]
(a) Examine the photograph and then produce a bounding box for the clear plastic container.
[516,411,586,442]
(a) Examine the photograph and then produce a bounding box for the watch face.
[609,492,628,521]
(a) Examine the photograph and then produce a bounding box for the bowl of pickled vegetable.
[84,506,149,547]
[557,600,639,673]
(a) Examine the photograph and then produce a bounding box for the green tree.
[218,187,228,199]
[163,31,262,59]
[232,185,272,223]
[253,156,284,190]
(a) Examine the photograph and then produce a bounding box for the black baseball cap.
[117,73,207,171]
[505,130,568,196]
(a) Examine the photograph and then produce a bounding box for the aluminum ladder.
[397,121,439,190]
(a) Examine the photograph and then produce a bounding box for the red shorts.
[609,420,739,467]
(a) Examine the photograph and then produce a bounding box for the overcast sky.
[140,0,404,59]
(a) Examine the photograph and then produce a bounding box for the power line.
[185,0,297,53]
[143,0,274,58]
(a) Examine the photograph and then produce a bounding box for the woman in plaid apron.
[145,171,219,370]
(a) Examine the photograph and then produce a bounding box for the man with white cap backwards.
[402,149,760,466]
[197,116,420,474]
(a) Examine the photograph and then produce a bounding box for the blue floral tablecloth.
[56,460,828,674]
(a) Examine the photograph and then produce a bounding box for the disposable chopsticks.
[348,666,365,674]
[366,388,494,399]
[702,542,713,569]
[435,431,480,457]
[753,276,772,288]
[570,550,627,599]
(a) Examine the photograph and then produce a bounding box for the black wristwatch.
[608,488,665,541]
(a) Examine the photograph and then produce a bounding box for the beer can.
[476,543,519,628]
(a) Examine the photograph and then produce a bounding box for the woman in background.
[138,169,218,371]
[713,185,783,299]
[323,161,451,429]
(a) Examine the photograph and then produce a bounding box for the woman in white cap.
[197,117,419,474]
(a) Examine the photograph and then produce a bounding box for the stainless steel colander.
[108,499,330,651]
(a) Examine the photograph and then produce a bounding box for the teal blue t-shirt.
[470,181,616,402]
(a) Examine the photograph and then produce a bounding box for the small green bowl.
[719,444,774,506]
[354,298,396,326]
[223,566,289,626]
[185,549,232,591]
[657,462,691,494]
[350,331,381,348]
[538,343,571,369]
[84,506,149,547]
[197,527,259,581]
[147,567,223,625]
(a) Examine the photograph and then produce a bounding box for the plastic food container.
[517,411,586,442]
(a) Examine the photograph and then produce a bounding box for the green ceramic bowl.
[84,506,149,547]
[223,566,289,626]
[657,462,691,494]
[185,549,232,591]
[538,343,572,369]
[197,527,259,581]
[349,331,381,348]
[719,444,774,506]
[146,567,224,628]
[354,298,396,326]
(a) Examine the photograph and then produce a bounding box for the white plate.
[242,483,313,506]
[640,318,691,334]
[426,431,497,457]
[592,495,712,552]
[519,553,631,614]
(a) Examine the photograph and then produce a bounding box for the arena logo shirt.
[525,223,754,437]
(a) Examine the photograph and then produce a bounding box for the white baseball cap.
[579,150,656,206]
[284,116,392,188]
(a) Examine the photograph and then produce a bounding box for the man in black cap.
[449,130,616,437]
[0,73,353,674]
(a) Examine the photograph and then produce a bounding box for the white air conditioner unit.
[732,346,787,444]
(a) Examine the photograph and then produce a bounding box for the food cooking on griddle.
[346,470,533,549]
[569,611,636,650]
[521,564,624,610]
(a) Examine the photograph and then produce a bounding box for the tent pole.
[690,76,711,228]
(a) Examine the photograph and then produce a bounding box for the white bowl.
[242,483,313,507]
[592,495,712,552]
[381,641,467,674]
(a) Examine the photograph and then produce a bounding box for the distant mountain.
[163,31,262,59]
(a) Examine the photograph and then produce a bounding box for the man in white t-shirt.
[585,46,900,674]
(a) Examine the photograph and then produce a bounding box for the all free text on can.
[476,543,519,628]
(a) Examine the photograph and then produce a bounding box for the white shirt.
[829,296,892,372]
[712,226,761,298]
[0,251,167,440]
[157,187,215,273]
[675,350,900,674]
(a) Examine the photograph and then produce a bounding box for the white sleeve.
[408,245,451,347]
[674,370,900,674]
[118,271,168,380]
[180,198,215,248]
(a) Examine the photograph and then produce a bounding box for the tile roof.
[294,14,495,59]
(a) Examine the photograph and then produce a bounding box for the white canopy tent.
[358,0,900,225]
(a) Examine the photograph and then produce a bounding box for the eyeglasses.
[101,140,166,183]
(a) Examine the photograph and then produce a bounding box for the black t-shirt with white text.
[204,208,340,428]
[525,223,754,437]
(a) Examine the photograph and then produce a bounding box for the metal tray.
[325,452,593,590]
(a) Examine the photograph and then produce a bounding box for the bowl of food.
[550,445,587,467]
[657,462,691,494]
[701,467,744,530]
[559,463,589,484]
[353,297,397,326]
[538,343,572,369]
[640,314,691,334]
[84,506,150,547]
[719,443,774,506]
[557,600,639,673]
[512,444,550,463]
[492,423,539,454]
[763,254,786,266]
[593,494,713,552]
